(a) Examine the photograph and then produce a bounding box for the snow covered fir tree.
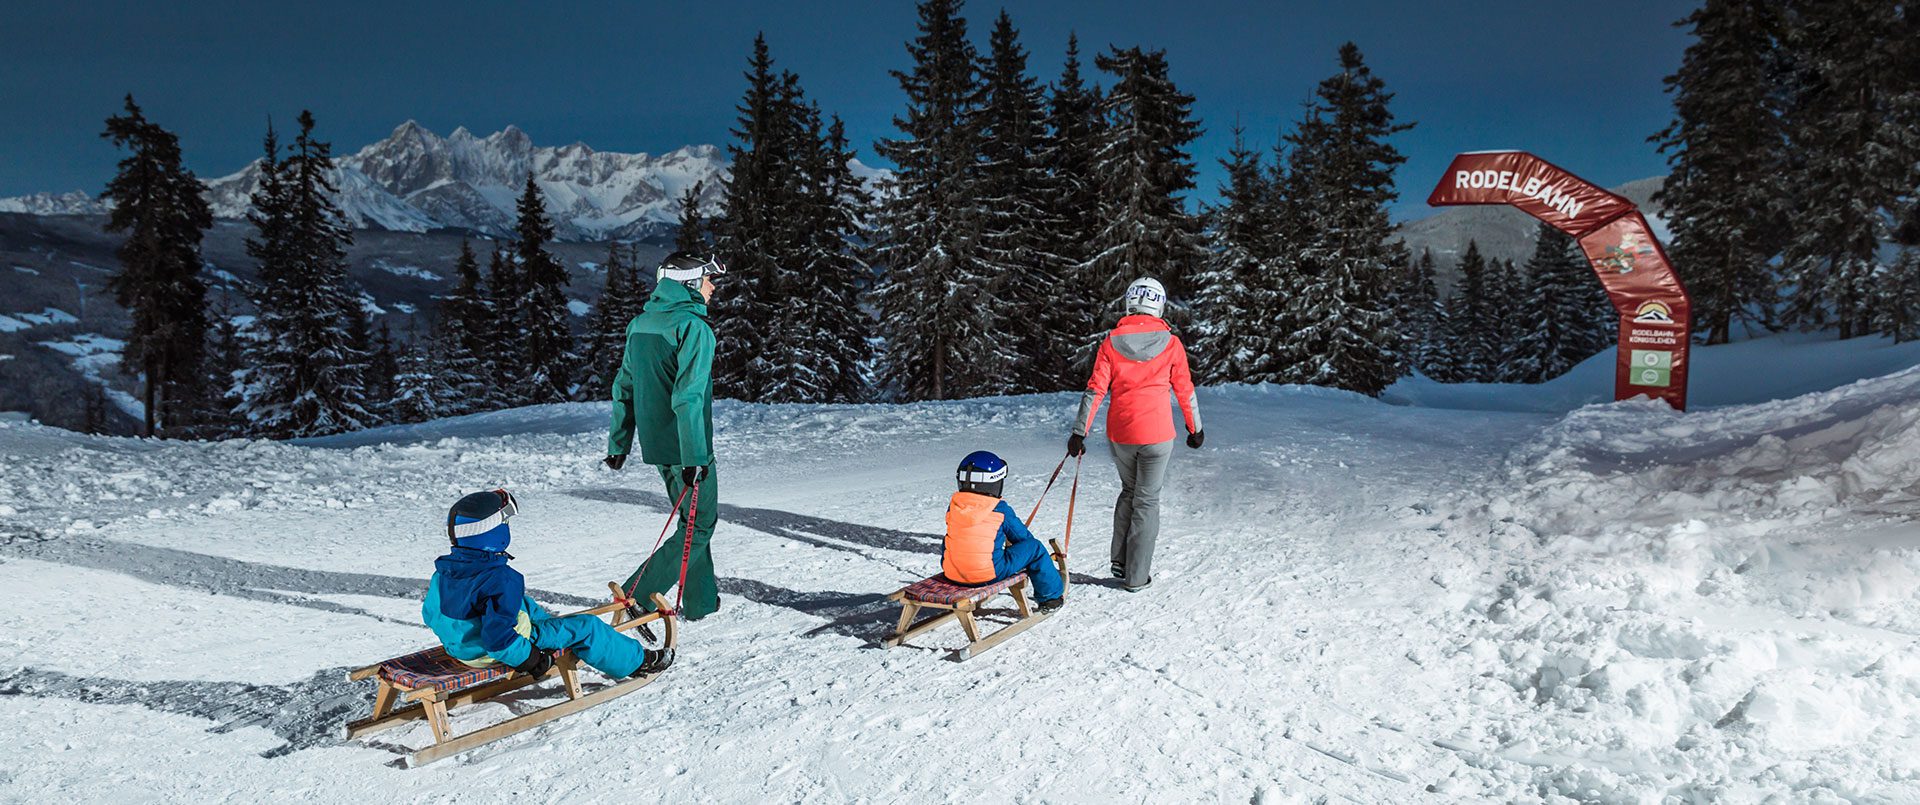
[232,112,376,438]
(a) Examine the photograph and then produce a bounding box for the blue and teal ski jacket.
[422,546,539,668]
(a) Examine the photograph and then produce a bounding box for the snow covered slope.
[2,343,1918,800]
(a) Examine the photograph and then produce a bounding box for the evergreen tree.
[872,0,1006,400]
[1275,43,1412,395]
[196,295,247,437]
[710,36,873,403]
[1397,248,1442,378]
[1877,201,1920,342]
[391,321,457,424]
[1242,133,1317,385]
[435,240,491,414]
[1507,223,1613,382]
[777,114,874,403]
[1191,124,1270,384]
[1443,240,1497,381]
[1778,0,1920,338]
[710,35,791,401]
[99,95,213,437]
[578,242,639,397]
[1086,45,1206,305]
[673,181,709,254]
[512,176,576,402]
[484,245,523,404]
[1652,0,1791,344]
[1876,247,1920,343]
[1039,34,1110,379]
[1488,258,1525,381]
[366,320,401,418]
[235,113,374,437]
[82,386,110,435]
[975,11,1057,393]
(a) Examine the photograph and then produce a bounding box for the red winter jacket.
[1072,315,1201,446]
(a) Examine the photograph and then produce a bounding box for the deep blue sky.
[1,0,1697,219]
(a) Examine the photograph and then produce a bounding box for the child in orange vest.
[944,451,1065,610]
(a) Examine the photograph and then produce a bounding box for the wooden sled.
[343,584,677,767]
[882,573,1050,661]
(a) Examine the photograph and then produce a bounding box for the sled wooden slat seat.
[882,573,1049,661]
[343,585,676,767]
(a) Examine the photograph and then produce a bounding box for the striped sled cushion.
[377,647,513,692]
[903,573,1026,606]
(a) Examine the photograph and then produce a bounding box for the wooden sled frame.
[881,574,1050,661]
[343,584,677,766]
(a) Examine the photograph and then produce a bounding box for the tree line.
[1653,0,1920,345]
[89,0,1920,439]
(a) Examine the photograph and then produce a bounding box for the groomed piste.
[2,332,1918,801]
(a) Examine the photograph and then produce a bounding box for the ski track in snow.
[2,362,1920,801]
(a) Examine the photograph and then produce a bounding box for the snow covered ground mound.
[1,338,1917,801]
[1437,367,1920,799]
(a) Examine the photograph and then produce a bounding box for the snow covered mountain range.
[204,122,733,241]
[2,122,811,242]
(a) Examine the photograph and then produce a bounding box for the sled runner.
[882,573,1050,660]
[343,586,676,767]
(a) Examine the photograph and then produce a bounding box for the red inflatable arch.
[1427,151,1692,410]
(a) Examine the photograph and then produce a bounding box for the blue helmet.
[447,488,519,553]
[956,451,1007,497]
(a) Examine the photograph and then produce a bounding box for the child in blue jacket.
[424,489,671,679]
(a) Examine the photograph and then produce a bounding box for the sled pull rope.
[675,481,698,611]
[624,483,695,613]
[1025,455,1069,527]
[1062,455,1081,559]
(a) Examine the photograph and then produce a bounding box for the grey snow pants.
[1109,439,1173,587]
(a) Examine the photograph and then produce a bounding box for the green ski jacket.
[607,280,715,467]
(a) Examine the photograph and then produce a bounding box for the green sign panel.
[1630,349,1672,387]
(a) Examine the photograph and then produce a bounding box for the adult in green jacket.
[604,252,726,620]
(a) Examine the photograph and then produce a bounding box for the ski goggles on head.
[957,466,1007,485]
[449,488,519,539]
[658,255,729,286]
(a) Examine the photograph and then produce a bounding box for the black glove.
[1186,430,1204,449]
[680,465,708,487]
[1067,434,1087,458]
[513,649,554,678]
[603,454,627,471]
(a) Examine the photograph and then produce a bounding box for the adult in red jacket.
[1066,277,1203,592]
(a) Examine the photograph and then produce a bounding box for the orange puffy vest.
[942,491,1003,584]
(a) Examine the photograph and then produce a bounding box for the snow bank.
[1436,365,1920,799]
[1386,331,1920,412]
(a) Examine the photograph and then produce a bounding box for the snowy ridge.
[198,122,730,241]
[2,122,894,242]
[0,190,108,216]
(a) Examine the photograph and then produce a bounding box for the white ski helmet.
[1123,277,1167,318]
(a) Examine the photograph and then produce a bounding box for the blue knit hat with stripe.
[447,489,517,553]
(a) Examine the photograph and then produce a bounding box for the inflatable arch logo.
[1428,151,1693,410]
